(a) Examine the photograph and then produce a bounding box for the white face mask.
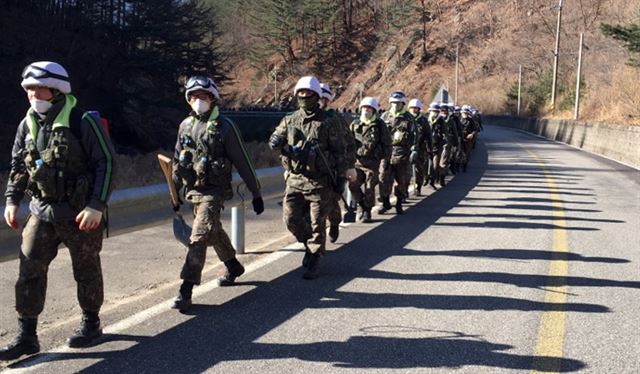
[190,99,211,115]
[30,99,52,114]
[360,109,374,122]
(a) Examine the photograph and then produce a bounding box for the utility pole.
[550,0,563,110]
[455,43,459,103]
[273,65,278,107]
[574,33,584,120]
[517,65,522,117]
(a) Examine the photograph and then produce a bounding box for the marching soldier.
[348,97,391,222]
[460,105,479,172]
[319,82,356,243]
[378,91,415,215]
[171,75,264,312]
[1,61,116,359]
[269,76,348,279]
[407,99,433,196]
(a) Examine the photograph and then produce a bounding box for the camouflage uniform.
[271,108,347,255]
[348,115,391,211]
[411,113,433,193]
[4,94,116,318]
[325,109,355,228]
[429,115,458,185]
[173,107,261,285]
[460,116,478,169]
[379,110,415,202]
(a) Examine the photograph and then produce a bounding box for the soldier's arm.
[222,119,262,198]
[172,120,187,184]
[80,113,117,211]
[327,117,347,177]
[380,120,393,162]
[424,120,434,152]
[269,116,289,153]
[4,121,29,206]
[340,115,357,168]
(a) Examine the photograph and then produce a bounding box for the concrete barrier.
[487,116,640,169]
[0,166,285,257]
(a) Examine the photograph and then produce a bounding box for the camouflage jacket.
[271,108,347,191]
[380,110,415,164]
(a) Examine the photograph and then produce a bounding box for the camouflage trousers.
[379,159,410,199]
[16,216,104,318]
[428,145,452,182]
[283,186,332,255]
[413,154,429,189]
[327,191,342,227]
[181,199,236,285]
[461,135,475,164]
[349,162,380,210]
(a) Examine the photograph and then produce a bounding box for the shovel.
[157,154,192,248]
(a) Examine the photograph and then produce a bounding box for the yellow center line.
[524,148,570,373]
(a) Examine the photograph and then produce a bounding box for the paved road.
[1,124,639,373]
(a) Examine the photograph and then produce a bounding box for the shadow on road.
[12,133,596,372]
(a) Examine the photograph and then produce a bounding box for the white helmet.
[408,99,423,110]
[294,76,322,97]
[184,75,220,102]
[359,97,379,112]
[320,83,334,101]
[388,90,407,104]
[428,102,440,111]
[461,104,472,111]
[21,61,71,94]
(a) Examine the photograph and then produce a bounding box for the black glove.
[334,177,347,195]
[269,134,285,149]
[252,197,264,215]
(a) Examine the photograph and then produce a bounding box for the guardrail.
[0,166,286,259]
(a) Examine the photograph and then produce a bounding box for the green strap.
[83,113,113,201]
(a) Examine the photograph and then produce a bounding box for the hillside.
[215,0,639,124]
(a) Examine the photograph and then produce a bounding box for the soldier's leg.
[283,187,312,244]
[327,191,341,243]
[363,167,379,210]
[179,203,210,286]
[2,216,60,360]
[377,162,393,213]
[348,168,365,205]
[414,157,426,195]
[15,216,61,318]
[197,199,245,286]
[60,220,105,347]
[304,187,332,279]
[393,162,408,214]
[60,221,104,315]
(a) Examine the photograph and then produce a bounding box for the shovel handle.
[157,154,181,210]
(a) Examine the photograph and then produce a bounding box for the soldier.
[319,82,356,243]
[448,103,464,174]
[434,104,459,186]
[171,75,264,312]
[426,102,441,189]
[269,76,348,279]
[460,105,478,172]
[407,99,433,196]
[1,61,116,360]
[348,97,391,222]
[378,91,415,215]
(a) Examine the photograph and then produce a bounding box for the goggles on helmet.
[389,91,405,100]
[185,76,216,90]
[21,65,69,82]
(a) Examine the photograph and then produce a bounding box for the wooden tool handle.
[157,154,180,209]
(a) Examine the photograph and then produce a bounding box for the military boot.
[377,197,392,214]
[429,179,437,190]
[395,199,404,215]
[360,209,372,223]
[439,175,446,187]
[0,317,39,361]
[302,243,312,268]
[302,253,321,280]
[171,280,194,312]
[217,257,245,286]
[67,311,103,348]
[328,224,339,243]
[415,184,422,196]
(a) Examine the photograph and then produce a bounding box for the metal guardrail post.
[231,203,245,254]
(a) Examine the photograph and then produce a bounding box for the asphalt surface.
[1,124,639,373]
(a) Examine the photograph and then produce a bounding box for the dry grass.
[1,141,282,195]
[580,66,640,125]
